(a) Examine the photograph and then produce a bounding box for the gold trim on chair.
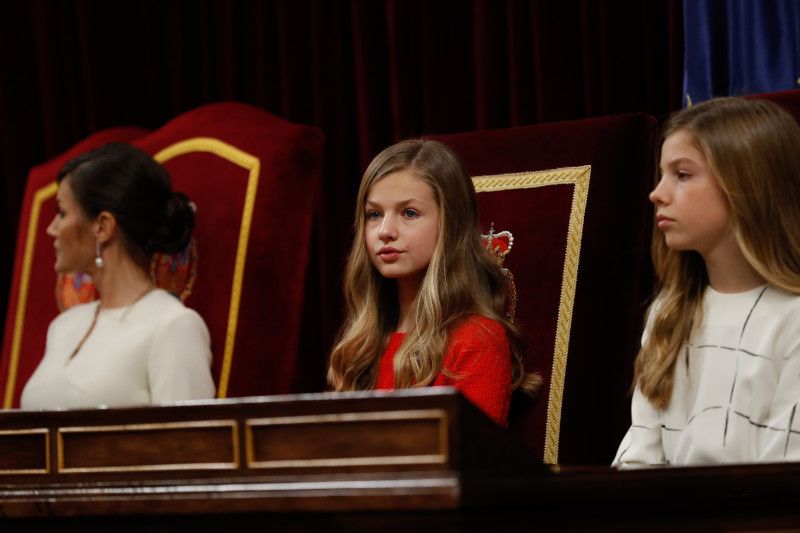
[473,165,591,464]
[3,183,57,409]
[155,138,260,399]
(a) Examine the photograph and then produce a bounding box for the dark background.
[0,0,683,391]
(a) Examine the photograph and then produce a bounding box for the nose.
[649,177,669,206]
[377,214,398,242]
[46,214,58,237]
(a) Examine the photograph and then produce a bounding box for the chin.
[377,269,403,279]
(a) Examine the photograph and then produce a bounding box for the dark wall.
[0,0,683,391]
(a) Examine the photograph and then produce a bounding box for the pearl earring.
[95,241,104,269]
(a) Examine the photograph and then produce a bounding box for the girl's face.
[46,178,96,273]
[650,129,731,258]
[364,168,440,285]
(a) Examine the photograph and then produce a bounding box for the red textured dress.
[374,315,512,426]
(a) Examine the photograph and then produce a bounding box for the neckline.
[97,288,158,319]
[705,284,768,297]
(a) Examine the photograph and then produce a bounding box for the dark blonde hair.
[328,139,539,394]
[636,97,800,408]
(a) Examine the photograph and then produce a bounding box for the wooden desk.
[1,388,799,531]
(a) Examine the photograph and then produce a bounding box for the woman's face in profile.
[47,178,95,274]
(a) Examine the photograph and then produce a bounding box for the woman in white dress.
[21,143,215,409]
[614,97,800,467]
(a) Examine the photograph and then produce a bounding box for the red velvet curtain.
[0,0,683,392]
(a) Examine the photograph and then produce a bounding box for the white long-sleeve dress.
[21,289,215,409]
[614,284,800,467]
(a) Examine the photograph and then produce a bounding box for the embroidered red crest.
[481,224,513,265]
[481,224,517,321]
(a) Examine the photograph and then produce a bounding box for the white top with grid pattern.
[20,289,215,409]
[614,284,800,467]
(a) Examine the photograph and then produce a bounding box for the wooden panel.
[245,410,448,470]
[2,391,800,530]
[57,420,238,473]
[0,429,48,474]
[0,388,511,487]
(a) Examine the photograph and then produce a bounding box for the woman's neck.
[91,245,154,309]
[395,275,424,333]
[703,237,765,293]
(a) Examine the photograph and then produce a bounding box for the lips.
[656,214,675,229]
[377,246,403,262]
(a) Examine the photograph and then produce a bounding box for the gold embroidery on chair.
[473,165,591,464]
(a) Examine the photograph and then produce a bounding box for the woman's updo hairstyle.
[56,143,195,266]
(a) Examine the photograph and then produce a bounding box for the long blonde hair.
[328,139,539,394]
[636,97,800,408]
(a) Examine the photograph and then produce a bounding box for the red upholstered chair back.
[434,113,656,464]
[749,89,800,119]
[0,103,324,408]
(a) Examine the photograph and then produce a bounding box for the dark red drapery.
[0,0,683,394]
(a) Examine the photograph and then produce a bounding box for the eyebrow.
[365,198,424,208]
[662,157,698,167]
[660,157,700,171]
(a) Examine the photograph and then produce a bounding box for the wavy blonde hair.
[636,97,800,409]
[328,139,539,394]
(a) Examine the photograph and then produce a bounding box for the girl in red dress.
[328,139,539,426]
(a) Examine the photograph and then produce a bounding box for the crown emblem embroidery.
[481,224,517,321]
[481,223,513,266]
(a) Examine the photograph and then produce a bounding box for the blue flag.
[683,0,800,106]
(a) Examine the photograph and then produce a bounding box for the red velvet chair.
[0,103,324,408]
[434,113,657,464]
[749,89,800,119]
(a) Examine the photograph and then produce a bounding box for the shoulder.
[758,285,800,337]
[699,284,800,323]
[139,289,196,317]
[442,314,512,415]
[762,285,800,308]
[135,289,208,332]
[748,285,800,324]
[451,314,505,337]
[448,314,508,353]
[141,292,210,355]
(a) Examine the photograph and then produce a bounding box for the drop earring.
[95,241,104,269]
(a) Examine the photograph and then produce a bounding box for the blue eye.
[366,210,381,220]
[403,208,419,218]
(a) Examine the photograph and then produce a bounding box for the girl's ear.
[93,211,118,245]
